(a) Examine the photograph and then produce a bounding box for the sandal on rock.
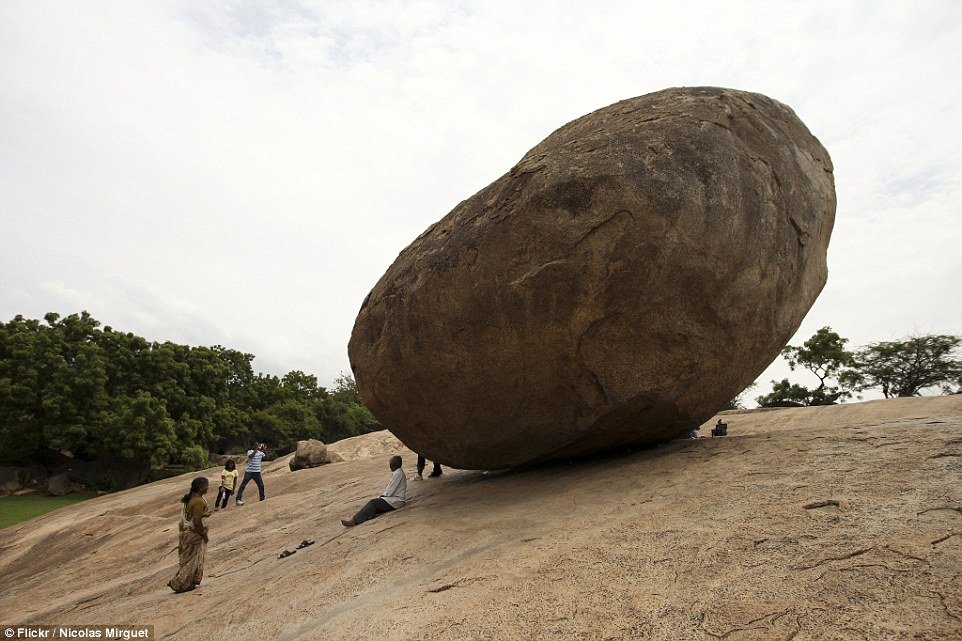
[296,540,315,549]
[278,549,296,559]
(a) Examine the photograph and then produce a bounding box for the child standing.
[214,460,239,510]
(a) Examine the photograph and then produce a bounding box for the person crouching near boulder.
[168,476,211,593]
[341,455,406,527]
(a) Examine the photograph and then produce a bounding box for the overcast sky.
[1,1,960,403]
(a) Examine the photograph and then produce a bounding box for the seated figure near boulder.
[341,455,406,527]
[414,454,442,480]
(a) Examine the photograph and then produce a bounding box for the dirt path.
[1,396,960,640]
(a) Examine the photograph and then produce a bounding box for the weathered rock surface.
[289,439,330,471]
[45,473,73,496]
[0,466,20,493]
[349,87,835,469]
[326,430,403,463]
[1,397,960,640]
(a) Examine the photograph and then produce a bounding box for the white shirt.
[246,450,266,473]
[380,468,407,509]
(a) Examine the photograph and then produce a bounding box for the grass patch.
[0,494,92,530]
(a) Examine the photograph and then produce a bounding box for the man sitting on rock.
[341,455,406,527]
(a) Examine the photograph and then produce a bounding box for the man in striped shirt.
[236,443,268,505]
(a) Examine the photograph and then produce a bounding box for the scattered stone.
[20,464,47,486]
[0,467,20,493]
[289,439,331,471]
[46,473,74,496]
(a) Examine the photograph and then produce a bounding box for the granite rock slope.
[1,397,959,640]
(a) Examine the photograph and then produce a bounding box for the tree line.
[753,327,962,407]
[3,312,957,473]
[0,312,380,470]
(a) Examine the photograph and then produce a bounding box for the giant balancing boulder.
[349,87,836,470]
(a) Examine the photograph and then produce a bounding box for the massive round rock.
[349,87,836,470]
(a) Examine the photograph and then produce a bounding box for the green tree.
[244,374,288,410]
[0,311,384,477]
[180,444,211,470]
[756,379,814,407]
[780,326,856,405]
[282,370,322,401]
[331,372,362,405]
[100,391,178,466]
[0,316,50,464]
[319,373,381,441]
[252,399,324,451]
[850,334,962,398]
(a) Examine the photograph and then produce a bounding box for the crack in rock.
[792,546,874,570]
[803,499,840,510]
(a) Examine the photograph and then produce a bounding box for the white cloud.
[1,0,960,395]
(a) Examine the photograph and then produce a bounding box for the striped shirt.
[246,450,266,473]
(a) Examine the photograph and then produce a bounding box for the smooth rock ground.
[1,396,959,640]
[350,87,836,470]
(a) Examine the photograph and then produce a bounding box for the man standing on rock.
[341,455,406,526]
[236,442,268,506]
[414,454,442,480]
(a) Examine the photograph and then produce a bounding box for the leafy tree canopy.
[849,334,962,398]
[0,312,380,470]
[780,326,856,405]
[756,327,857,407]
[756,329,961,407]
[756,378,814,408]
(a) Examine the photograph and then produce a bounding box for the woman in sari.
[168,476,211,593]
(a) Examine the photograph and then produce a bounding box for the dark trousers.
[417,455,442,476]
[215,487,233,508]
[353,498,395,524]
[236,471,265,501]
